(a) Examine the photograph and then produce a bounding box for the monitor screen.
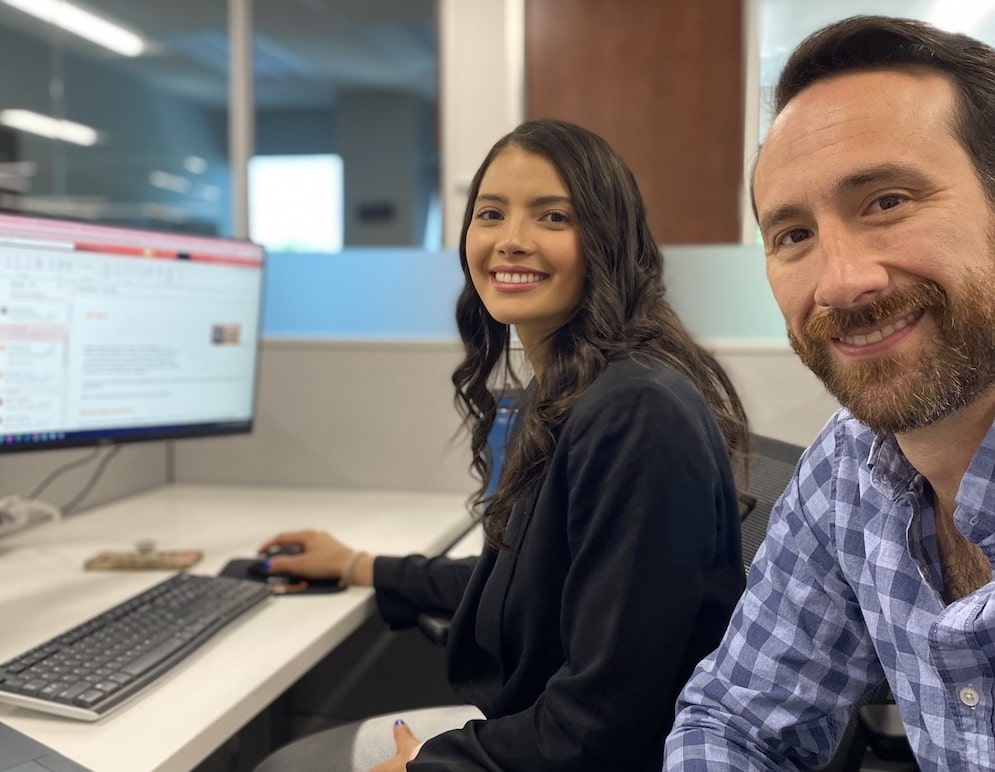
[0,213,265,453]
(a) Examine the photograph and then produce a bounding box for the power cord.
[0,495,62,538]
[28,446,103,500]
[61,445,122,515]
[0,445,124,539]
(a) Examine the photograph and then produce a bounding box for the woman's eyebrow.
[475,193,572,206]
[530,195,572,207]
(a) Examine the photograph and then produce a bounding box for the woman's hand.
[256,529,362,581]
[368,720,422,772]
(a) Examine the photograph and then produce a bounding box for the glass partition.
[0,1,231,235]
[747,1,995,247]
[252,0,439,250]
[757,1,995,141]
[0,0,440,247]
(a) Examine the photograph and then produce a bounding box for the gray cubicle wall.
[0,444,170,518]
[170,244,840,490]
[0,244,838,512]
[172,338,474,493]
[173,248,472,492]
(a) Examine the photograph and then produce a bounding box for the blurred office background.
[1,3,990,764]
[2,0,992,500]
[1,1,991,244]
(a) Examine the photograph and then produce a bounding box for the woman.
[255,119,750,771]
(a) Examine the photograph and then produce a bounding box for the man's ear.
[747,146,763,225]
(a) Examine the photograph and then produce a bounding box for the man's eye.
[873,194,905,212]
[777,228,810,247]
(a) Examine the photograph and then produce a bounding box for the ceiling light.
[0,110,99,146]
[148,170,190,194]
[184,156,208,174]
[1,0,145,57]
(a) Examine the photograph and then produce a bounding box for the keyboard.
[0,573,270,721]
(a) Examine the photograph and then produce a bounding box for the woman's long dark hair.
[453,119,750,546]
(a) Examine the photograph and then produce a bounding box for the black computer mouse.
[244,546,343,594]
[247,558,295,576]
[247,562,310,596]
[262,543,305,558]
[244,543,303,584]
[220,546,343,594]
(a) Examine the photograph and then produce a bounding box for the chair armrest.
[416,612,452,647]
[858,704,915,763]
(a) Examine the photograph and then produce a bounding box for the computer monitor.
[0,212,265,453]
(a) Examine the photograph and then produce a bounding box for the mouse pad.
[219,558,345,595]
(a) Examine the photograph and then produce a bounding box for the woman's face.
[464,146,586,357]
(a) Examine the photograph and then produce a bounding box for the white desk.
[0,483,473,772]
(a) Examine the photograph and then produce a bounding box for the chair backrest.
[737,435,915,769]
[741,434,805,574]
[420,433,808,647]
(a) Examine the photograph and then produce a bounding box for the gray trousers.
[254,704,484,772]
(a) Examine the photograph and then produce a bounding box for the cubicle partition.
[171,243,838,491]
[0,243,837,513]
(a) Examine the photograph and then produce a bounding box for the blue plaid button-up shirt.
[665,409,995,771]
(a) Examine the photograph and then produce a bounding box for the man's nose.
[812,226,889,310]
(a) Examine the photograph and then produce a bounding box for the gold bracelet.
[338,550,368,588]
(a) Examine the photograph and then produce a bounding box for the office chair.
[417,434,915,771]
[743,436,915,772]
[418,433,805,646]
[740,433,805,571]
[418,434,802,645]
[417,610,454,647]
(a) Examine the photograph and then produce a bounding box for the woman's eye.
[541,210,570,224]
[776,228,811,247]
[476,208,501,221]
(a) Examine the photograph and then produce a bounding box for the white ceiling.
[0,0,438,110]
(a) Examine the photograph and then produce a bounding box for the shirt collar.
[866,430,921,500]
[956,419,995,539]
[866,417,995,538]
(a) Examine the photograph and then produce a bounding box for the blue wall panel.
[261,244,787,344]
[262,248,464,339]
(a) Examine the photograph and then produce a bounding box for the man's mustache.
[799,282,946,343]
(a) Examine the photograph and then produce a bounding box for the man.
[665,15,995,771]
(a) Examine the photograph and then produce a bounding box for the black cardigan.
[374,358,744,771]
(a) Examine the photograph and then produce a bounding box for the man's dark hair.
[773,15,995,199]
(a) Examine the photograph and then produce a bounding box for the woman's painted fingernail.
[394,719,405,726]
[261,559,271,572]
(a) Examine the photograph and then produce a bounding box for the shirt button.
[959,686,981,707]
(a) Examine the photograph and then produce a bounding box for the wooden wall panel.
[525,0,744,244]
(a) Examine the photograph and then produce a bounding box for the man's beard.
[788,275,995,434]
